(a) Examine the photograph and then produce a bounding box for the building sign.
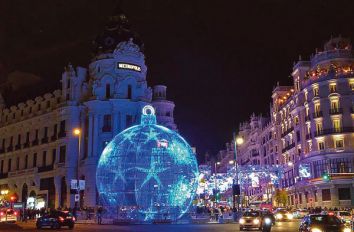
[299,164,311,178]
[117,63,141,72]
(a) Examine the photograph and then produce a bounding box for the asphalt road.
[0,220,301,232]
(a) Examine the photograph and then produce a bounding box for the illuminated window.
[329,83,336,93]
[314,104,320,114]
[305,107,309,116]
[318,141,325,150]
[316,122,322,135]
[332,119,341,132]
[349,81,354,90]
[335,139,344,149]
[294,116,299,125]
[313,87,319,97]
[304,91,308,101]
[330,100,339,111]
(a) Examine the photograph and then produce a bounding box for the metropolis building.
[0,11,177,209]
[221,36,354,208]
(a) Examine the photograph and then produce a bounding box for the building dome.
[96,105,199,222]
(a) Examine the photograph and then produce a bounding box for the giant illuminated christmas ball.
[96,105,199,222]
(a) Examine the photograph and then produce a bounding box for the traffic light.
[322,172,330,181]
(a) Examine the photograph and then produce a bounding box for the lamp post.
[232,133,244,212]
[73,128,81,208]
[288,161,297,208]
[214,161,221,204]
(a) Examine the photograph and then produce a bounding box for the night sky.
[1,0,354,160]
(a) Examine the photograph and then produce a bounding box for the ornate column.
[87,113,93,157]
[92,114,99,157]
[54,176,62,209]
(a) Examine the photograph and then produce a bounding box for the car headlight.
[253,218,260,224]
[264,218,272,225]
[311,228,322,232]
[286,214,293,219]
[343,228,351,232]
[276,214,283,219]
[239,218,245,224]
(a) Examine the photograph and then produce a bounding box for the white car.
[293,209,309,219]
[239,211,263,231]
[0,209,18,223]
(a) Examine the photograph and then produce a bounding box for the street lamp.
[287,161,297,208]
[214,162,221,203]
[73,128,81,208]
[232,133,244,214]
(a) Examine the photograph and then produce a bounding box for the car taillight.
[14,212,17,216]
[72,217,76,221]
[59,216,64,222]
[0,212,3,216]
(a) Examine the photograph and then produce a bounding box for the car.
[260,210,276,225]
[36,210,75,229]
[239,211,263,231]
[333,211,352,224]
[299,214,351,232]
[0,209,18,223]
[293,209,309,219]
[274,209,293,221]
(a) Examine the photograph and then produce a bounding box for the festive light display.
[96,105,199,222]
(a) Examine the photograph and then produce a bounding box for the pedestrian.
[97,206,103,225]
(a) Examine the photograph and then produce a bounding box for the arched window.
[127,85,132,99]
[106,84,111,98]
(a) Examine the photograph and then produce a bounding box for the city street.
[0,220,301,232]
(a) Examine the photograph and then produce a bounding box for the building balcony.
[41,137,49,144]
[251,152,260,157]
[37,164,54,173]
[15,144,21,150]
[0,173,8,179]
[312,111,323,118]
[58,131,66,139]
[282,143,295,153]
[311,49,353,67]
[102,126,112,133]
[315,127,354,137]
[281,127,294,138]
[329,108,343,115]
[32,139,39,146]
[23,142,30,148]
[7,146,13,152]
[51,134,57,142]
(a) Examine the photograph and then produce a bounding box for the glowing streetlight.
[288,161,294,167]
[73,128,82,208]
[236,137,244,145]
[229,160,235,165]
[73,128,81,136]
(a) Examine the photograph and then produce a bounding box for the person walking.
[97,206,103,225]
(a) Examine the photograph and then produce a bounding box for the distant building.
[221,36,354,208]
[0,9,177,209]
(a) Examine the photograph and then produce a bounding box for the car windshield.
[6,209,14,214]
[277,210,288,214]
[310,215,341,224]
[339,212,350,216]
[243,211,260,217]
